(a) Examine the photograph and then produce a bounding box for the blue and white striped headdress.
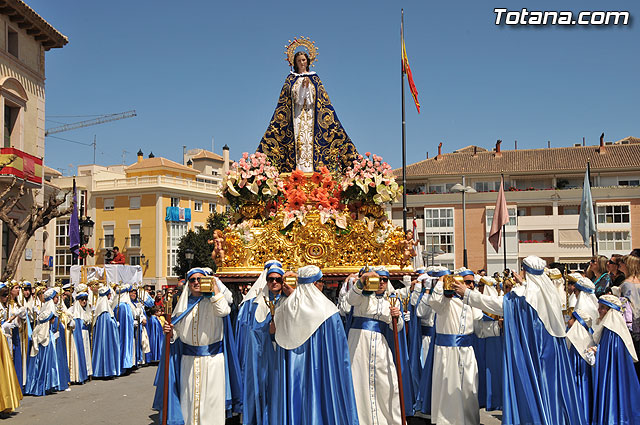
[522,256,546,275]
[457,268,475,278]
[186,267,211,281]
[266,265,285,276]
[44,287,59,302]
[264,260,282,270]
[297,265,323,284]
[575,277,595,294]
[373,266,390,278]
[75,292,89,300]
[143,294,155,308]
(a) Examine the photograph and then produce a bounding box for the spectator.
[111,246,126,265]
[587,255,610,297]
[608,254,626,287]
[619,254,640,380]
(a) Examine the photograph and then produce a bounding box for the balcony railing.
[93,175,222,194]
[0,147,43,185]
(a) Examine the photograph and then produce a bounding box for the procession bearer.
[154,267,237,425]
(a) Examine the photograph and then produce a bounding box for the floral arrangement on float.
[223,152,283,215]
[340,152,401,216]
[222,151,402,230]
[220,151,408,271]
[281,167,350,228]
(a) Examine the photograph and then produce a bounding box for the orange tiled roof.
[191,150,223,161]
[395,138,640,178]
[125,157,197,173]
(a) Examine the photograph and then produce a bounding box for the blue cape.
[271,313,360,425]
[502,291,586,425]
[591,328,640,425]
[92,312,121,378]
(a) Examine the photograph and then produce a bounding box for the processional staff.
[387,293,407,425]
[161,289,174,425]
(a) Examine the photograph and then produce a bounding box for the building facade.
[392,137,640,273]
[0,0,66,281]
[48,148,229,287]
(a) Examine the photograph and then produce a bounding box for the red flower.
[290,170,306,185]
[311,172,323,185]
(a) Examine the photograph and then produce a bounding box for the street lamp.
[184,248,194,271]
[451,177,476,269]
[79,216,94,245]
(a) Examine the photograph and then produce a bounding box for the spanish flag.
[401,19,420,113]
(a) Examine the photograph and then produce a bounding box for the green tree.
[173,212,230,277]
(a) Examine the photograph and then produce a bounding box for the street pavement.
[2,364,502,424]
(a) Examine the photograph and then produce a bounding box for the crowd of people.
[0,278,165,414]
[2,249,640,425]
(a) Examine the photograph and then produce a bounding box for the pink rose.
[365,152,371,156]
[242,152,249,160]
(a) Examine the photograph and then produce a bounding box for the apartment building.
[49,148,229,287]
[392,136,640,273]
[0,0,67,280]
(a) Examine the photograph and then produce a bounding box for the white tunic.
[428,281,482,425]
[69,302,93,381]
[173,293,230,425]
[347,286,403,425]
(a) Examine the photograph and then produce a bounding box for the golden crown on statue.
[285,36,318,67]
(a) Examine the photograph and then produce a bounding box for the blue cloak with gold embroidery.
[257,72,358,173]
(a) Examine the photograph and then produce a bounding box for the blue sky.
[30,1,639,175]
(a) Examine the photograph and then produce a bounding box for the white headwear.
[402,275,412,288]
[93,286,115,323]
[566,309,596,363]
[594,294,637,362]
[274,265,338,349]
[515,256,566,337]
[480,277,500,298]
[70,288,90,322]
[574,277,599,322]
[240,260,282,305]
[31,287,60,355]
[547,268,567,310]
[254,265,285,323]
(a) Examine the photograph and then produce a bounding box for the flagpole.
[501,174,507,270]
[587,161,597,256]
[401,9,407,234]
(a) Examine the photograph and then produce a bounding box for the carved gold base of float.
[218,209,411,275]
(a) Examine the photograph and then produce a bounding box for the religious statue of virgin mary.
[257,37,358,173]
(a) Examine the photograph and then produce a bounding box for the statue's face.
[295,54,308,72]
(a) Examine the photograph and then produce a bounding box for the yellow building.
[49,148,229,287]
[0,1,67,280]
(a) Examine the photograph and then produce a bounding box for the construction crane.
[45,110,137,163]
[44,110,137,136]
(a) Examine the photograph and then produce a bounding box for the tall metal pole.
[401,9,408,233]
[462,176,468,268]
[502,173,507,270]
[587,161,597,256]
